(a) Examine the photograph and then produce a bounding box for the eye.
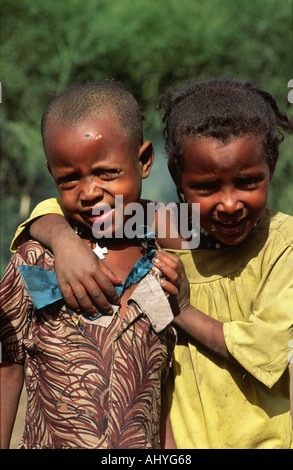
[58,174,79,189]
[98,169,121,180]
[236,177,263,189]
[191,182,218,195]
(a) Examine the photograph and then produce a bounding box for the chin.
[221,231,251,246]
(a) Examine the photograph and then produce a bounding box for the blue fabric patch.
[18,231,158,320]
[18,265,63,309]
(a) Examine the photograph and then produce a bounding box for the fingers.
[60,283,80,312]
[152,251,190,313]
[99,262,122,285]
[155,250,185,271]
[152,250,185,286]
[56,263,122,316]
[61,279,117,317]
[53,235,123,316]
[159,278,179,296]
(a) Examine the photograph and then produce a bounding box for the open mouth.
[213,217,248,234]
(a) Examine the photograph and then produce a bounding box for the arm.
[160,386,176,449]
[153,250,236,363]
[172,304,233,362]
[29,210,186,316]
[30,214,121,316]
[0,361,24,449]
[19,200,182,315]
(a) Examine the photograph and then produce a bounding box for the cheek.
[56,189,77,212]
[185,191,210,211]
[247,186,269,211]
[186,196,212,228]
[196,200,212,223]
[118,179,142,201]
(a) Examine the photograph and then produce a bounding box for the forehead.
[45,114,135,167]
[181,135,267,174]
[46,112,124,141]
[46,113,130,149]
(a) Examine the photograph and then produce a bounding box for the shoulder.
[138,199,185,249]
[166,208,293,282]
[1,241,55,315]
[14,240,55,270]
[263,208,293,245]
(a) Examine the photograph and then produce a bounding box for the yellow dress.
[11,201,293,448]
[168,208,293,448]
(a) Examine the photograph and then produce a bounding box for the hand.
[152,251,233,363]
[53,231,121,316]
[152,250,190,315]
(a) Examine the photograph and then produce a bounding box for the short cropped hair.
[158,77,293,178]
[41,81,145,154]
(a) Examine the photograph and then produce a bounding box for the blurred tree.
[1,0,292,273]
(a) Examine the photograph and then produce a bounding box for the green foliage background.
[1,0,292,274]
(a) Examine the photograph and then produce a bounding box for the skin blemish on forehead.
[83,133,103,140]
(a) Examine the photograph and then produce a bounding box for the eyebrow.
[56,172,80,183]
[235,169,267,179]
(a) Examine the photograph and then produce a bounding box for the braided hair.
[158,77,293,180]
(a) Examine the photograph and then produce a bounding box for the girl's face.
[178,135,271,246]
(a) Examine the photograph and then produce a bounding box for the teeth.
[219,218,244,226]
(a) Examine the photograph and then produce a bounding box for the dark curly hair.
[41,80,145,156]
[157,77,293,181]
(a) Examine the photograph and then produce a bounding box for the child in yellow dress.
[156,77,293,448]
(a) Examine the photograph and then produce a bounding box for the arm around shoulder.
[10,198,64,252]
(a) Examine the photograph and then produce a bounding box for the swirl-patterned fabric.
[0,241,176,448]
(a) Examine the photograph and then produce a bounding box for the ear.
[138,141,154,179]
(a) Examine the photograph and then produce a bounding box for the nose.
[216,189,244,214]
[80,177,103,203]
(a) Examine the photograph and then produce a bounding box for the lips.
[216,217,246,226]
[83,205,114,225]
[213,217,248,235]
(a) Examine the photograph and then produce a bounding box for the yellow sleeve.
[223,243,293,388]
[10,198,65,252]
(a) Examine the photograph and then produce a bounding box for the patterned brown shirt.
[0,241,176,449]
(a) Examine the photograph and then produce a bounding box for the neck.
[98,236,141,250]
[199,228,222,250]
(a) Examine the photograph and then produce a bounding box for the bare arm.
[154,250,236,363]
[0,361,24,449]
[172,304,232,361]
[30,214,121,316]
[160,386,177,449]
